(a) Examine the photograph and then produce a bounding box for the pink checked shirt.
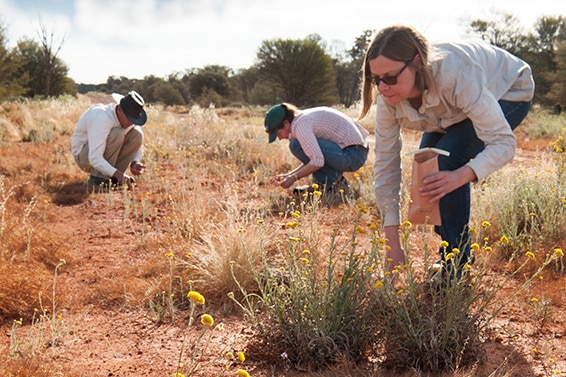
[290,107,369,168]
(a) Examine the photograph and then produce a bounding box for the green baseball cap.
[264,104,285,143]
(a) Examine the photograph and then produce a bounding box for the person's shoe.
[110,176,135,187]
[87,175,112,191]
[292,185,315,196]
[330,176,350,195]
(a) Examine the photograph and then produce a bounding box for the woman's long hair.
[359,25,435,119]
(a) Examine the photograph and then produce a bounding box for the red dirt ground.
[1,179,560,377]
[0,100,564,376]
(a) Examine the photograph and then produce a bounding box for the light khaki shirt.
[373,40,535,226]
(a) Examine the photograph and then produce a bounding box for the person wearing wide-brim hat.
[263,102,369,194]
[71,91,148,190]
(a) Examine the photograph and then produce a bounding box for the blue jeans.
[289,138,368,187]
[419,100,532,265]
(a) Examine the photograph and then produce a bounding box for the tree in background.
[468,12,566,106]
[0,22,28,101]
[14,39,74,98]
[188,65,232,107]
[334,29,374,108]
[545,41,566,112]
[256,35,338,107]
[467,11,530,56]
[530,16,566,106]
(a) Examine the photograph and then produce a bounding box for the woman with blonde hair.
[360,25,534,284]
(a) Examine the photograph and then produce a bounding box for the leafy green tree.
[545,42,566,110]
[467,11,530,56]
[467,12,566,105]
[0,24,28,101]
[153,80,185,106]
[334,29,374,108]
[105,76,139,95]
[256,35,338,107]
[15,37,74,97]
[529,16,566,104]
[188,65,232,106]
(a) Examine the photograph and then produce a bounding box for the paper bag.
[407,148,450,226]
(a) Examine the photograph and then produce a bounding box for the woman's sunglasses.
[368,57,414,86]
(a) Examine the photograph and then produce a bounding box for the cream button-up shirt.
[373,40,535,226]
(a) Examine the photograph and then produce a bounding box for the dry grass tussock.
[0,94,564,376]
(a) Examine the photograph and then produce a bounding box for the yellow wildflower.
[526,251,536,261]
[187,291,205,305]
[374,281,384,289]
[485,246,493,252]
[165,253,174,258]
[289,236,300,242]
[300,258,309,264]
[402,221,412,228]
[555,248,564,257]
[471,243,480,251]
[445,253,454,260]
[173,373,186,377]
[452,248,460,254]
[531,297,539,303]
[356,225,366,234]
[311,183,319,190]
[237,228,246,233]
[257,219,264,225]
[201,314,214,327]
[302,249,310,255]
[500,235,509,244]
[237,369,251,377]
[237,351,246,362]
[226,352,235,360]
[481,221,491,227]
[286,221,298,228]
[440,240,449,248]
[313,190,322,196]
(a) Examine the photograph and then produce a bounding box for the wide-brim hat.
[112,91,147,126]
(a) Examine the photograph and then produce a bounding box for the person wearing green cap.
[263,102,369,193]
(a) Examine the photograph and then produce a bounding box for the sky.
[0,0,564,84]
